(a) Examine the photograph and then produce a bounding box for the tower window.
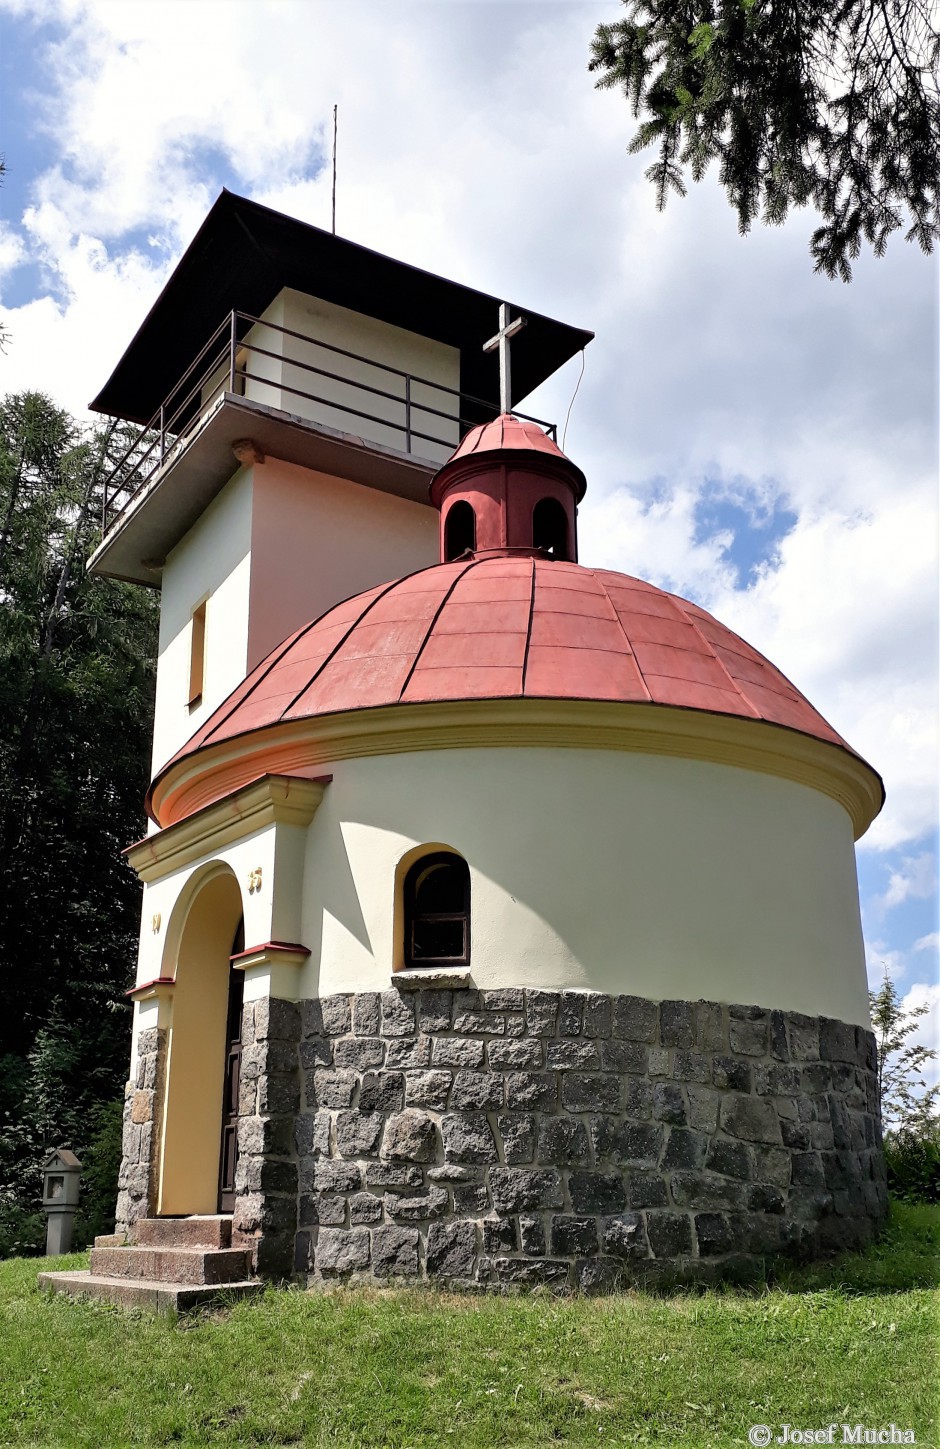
[188,600,207,708]
[404,852,470,967]
[444,500,476,560]
[532,497,569,560]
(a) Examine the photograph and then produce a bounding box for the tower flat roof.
[90,190,595,425]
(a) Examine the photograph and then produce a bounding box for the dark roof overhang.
[90,190,594,425]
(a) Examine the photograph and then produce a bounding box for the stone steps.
[89,1245,252,1285]
[38,1215,262,1314]
[38,1269,264,1315]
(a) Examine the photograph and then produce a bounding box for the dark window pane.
[412,918,466,960]
[414,861,466,914]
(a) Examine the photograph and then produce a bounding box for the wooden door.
[217,935,245,1213]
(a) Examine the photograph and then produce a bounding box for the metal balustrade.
[99,310,557,536]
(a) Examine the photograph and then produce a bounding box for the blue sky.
[1,0,937,1068]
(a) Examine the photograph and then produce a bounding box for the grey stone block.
[320,995,352,1036]
[720,1094,782,1144]
[384,1186,449,1221]
[819,1017,858,1063]
[672,1052,710,1084]
[712,1057,753,1092]
[669,1172,745,1210]
[780,1120,812,1151]
[359,1071,404,1114]
[625,1077,654,1119]
[626,1171,669,1208]
[365,1163,425,1189]
[746,1184,786,1213]
[662,1128,708,1171]
[646,1211,694,1258]
[301,998,324,1038]
[432,1037,485,1069]
[256,1074,300,1115]
[253,997,301,1043]
[660,1001,695,1048]
[349,1192,383,1225]
[492,1258,570,1288]
[704,1138,752,1180]
[335,1111,385,1157]
[686,1087,721,1134]
[591,1119,663,1165]
[695,1213,737,1256]
[506,1073,557,1111]
[561,1074,621,1113]
[371,1226,419,1276]
[648,1047,671,1077]
[417,989,453,1033]
[568,1171,627,1215]
[310,1069,358,1109]
[405,1070,452,1109]
[316,1228,370,1274]
[315,1195,347,1226]
[601,1039,649,1074]
[582,993,613,1038]
[299,1038,332,1070]
[613,994,659,1043]
[769,1012,789,1061]
[353,993,380,1036]
[385,1036,432,1069]
[754,1064,801,1097]
[753,1147,791,1188]
[498,1113,536,1164]
[547,1039,601,1071]
[519,1215,546,1255]
[652,1083,687,1125]
[481,988,524,1011]
[695,1001,726,1052]
[441,1113,498,1164]
[488,1038,543,1069]
[450,1071,504,1110]
[551,1216,598,1256]
[536,1117,591,1166]
[603,1211,649,1259]
[381,990,416,1037]
[729,1018,768,1056]
[489,1168,563,1215]
[426,1221,477,1279]
[381,1109,438,1163]
[453,1011,505,1036]
[454,1183,491,1215]
[559,992,585,1036]
[484,1218,518,1253]
[787,1013,820,1061]
[525,989,560,1035]
[314,1161,362,1192]
[334,1038,385,1071]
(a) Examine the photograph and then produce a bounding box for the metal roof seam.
[659,590,763,720]
[593,569,654,704]
[520,557,538,695]
[396,558,482,702]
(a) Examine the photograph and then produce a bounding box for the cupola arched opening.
[532,497,570,560]
[444,500,476,561]
[403,850,470,967]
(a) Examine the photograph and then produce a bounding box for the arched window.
[404,852,470,967]
[444,500,476,560]
[532,497,570,560]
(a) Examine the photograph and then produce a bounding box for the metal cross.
[483,302,526,415]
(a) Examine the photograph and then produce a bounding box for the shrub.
[884,1126,940,1204]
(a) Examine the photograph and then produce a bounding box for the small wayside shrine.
[42,192,887,1309]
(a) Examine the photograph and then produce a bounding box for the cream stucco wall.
[150,469,252,776]
[294,747,871,1026]
[274,289,460,463]
[247,456,439,667]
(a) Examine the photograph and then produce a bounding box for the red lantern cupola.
[430,414,587,564]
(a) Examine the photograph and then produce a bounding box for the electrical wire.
[561,348,586,452]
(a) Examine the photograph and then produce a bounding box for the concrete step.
[89,1245,253,1286]
[131,1215,233,1249]
[39,1269,264,1315]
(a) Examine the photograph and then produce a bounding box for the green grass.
[1,1204,937,1449]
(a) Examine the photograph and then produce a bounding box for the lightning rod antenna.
[331,105,338,235]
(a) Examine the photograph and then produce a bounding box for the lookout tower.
[88,190,592,774]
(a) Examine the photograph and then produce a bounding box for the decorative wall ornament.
[248,867,263,894]
[150,913,162,934]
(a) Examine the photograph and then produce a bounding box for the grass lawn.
[0,1203,936,1449]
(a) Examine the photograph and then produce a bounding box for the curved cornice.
[148,697,884,840]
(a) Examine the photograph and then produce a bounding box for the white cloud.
[877,853,939,913]
[915,932,940,954]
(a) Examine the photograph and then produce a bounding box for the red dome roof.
[168,557,856,769]
[432,414,587,504]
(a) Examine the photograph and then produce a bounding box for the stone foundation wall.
[290,988,886,1289]
[115,1026,165,1232]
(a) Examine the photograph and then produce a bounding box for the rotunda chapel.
[41,193,886,1303]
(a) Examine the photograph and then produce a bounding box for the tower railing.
[99,310,558,536]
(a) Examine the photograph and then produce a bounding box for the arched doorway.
[158,865,244,1216]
